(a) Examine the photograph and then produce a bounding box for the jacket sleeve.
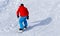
[26,8,29,16]
[16,6,20,16]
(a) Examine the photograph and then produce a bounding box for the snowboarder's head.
[21,4,24,6]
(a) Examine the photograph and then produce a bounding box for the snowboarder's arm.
[16,8,19,16]
[16,7,20,18]
[26,8,29,16]
[26,8,29,19]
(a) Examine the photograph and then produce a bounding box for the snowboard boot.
[24,26,27,29]
[19,28,24,33]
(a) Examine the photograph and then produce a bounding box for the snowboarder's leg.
[19,17,24,30]
[24,18,28,28]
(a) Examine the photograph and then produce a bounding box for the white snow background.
[0,0,60,36]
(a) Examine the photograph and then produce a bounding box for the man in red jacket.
[16,4,29,31]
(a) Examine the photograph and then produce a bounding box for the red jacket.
[16,6,29,17]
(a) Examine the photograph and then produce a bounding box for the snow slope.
[0,0,60,36]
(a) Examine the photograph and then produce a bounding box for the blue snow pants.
[19,16,28,29]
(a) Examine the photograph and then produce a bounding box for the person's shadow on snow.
[25,17,52,32]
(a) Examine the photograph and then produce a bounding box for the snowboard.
[16,26,31,33]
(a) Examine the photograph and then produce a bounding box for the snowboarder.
[16,4,29,31]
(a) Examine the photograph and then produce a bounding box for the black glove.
[17,16,19,18]
[27,16,29,20]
